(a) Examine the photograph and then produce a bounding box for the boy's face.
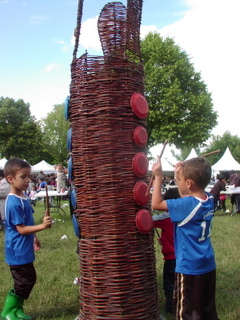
[8,168,31,192]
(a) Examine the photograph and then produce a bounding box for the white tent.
[148,157,174,171]
[148,143,176,171]
[31,160,56,174]
[184,149,198,161]
[0,158,7,168]
[212,147,240,172]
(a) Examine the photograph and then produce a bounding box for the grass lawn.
[0,197,240,319]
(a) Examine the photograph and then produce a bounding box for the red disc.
[132,152,148,177]
[130,93,149,119]
[135,209,153,233]
[133,181,150,206]
[133,126,148,147]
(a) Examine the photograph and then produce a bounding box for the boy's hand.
[34,235,41,251]
[43,216,52,229]
[152,156,163,177]
[174,161,183,173]
[174,161,183,180]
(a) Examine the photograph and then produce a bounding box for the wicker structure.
[67,1,160,319]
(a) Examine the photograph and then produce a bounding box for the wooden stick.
[200,150,220,157]
[145,139,168,196]
[45,186,51,228]
[155,227,160,238]
[45,185,50,217]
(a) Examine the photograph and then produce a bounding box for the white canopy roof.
[148,157,174,171]
[184,149,198,161]
[148,143,175,171]
[212,147,240,171]
[31,160,56,174]
[0,158,7,169]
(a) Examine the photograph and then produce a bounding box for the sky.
[1,0,240,163]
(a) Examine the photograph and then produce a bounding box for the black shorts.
[10,262,37,299]
[174,270,219,320]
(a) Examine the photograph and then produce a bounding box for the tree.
[141,33,218,149]
[0,97,47,163]
[201,131,240,165]
[41,104,69,166]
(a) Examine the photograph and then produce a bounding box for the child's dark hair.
[4,158,31,179]
[217,171,229,182]
[216,173,226,181]
[181,157,211,189]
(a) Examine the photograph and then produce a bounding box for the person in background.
[27,177,35,196]
[1,158,52,320]
[39,178,47,190]
[0,168,11,230]
[56,163,67,193]
[230,172,240,211]
[49,173,56,188]
[151,157,219,320]
[29,186,37,207]
[152,187,179,315]
[36,171,45,184]
[165,175,175,186]
[229,171,238,186]
[210,173,227,211]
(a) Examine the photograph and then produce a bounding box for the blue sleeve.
[7,197,25,226]
[166,197,194,223]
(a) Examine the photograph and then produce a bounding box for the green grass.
[0,200,79,320]
[0,198,240,319]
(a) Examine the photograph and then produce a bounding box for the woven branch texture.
[69,1,160,319]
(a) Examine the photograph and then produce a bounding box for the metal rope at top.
[73,0,84,60]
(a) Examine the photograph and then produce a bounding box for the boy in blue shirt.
[151,157,219,320]
[1,158,52,320]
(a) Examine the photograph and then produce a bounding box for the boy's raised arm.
[151,158,168,211]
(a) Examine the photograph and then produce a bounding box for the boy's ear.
[6,175,13,184]
[186,179,194,189]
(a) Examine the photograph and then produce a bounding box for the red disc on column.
[135,209,153,233]
[132,152,148,177]
[130,93,149,119]
[133,126,148,147]
[133,181,150,206]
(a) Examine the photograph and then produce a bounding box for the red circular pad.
[132,152,148,177]
[130,93,149,119]
[133,181,150,206]
[135,209,153,233]
[133,126,148,147]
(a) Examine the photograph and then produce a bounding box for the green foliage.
[0,98,69,165]
[41,104,70,166]
[202,131,240,165]
[0,200,240,319]
[0,97,47,163]
[0,201,79,320]
[141,33,218,149]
